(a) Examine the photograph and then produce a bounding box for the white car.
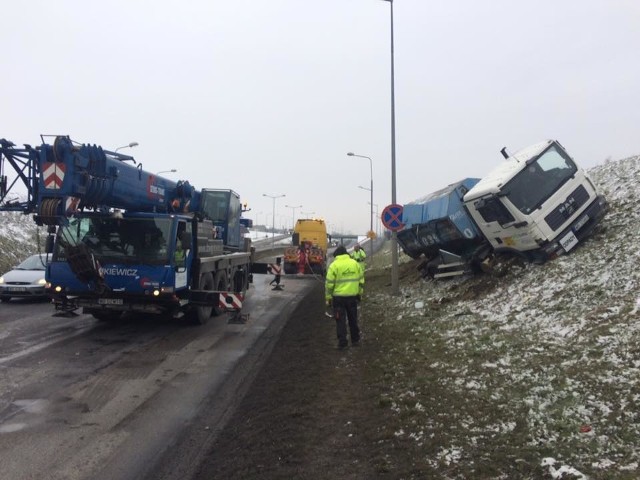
[0,253,52,302]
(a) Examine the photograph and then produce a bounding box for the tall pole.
[347,152,374,259]
[285,204,302,231]
[263,193,285,250]
[384,0,399,295]
[368,202,379,236]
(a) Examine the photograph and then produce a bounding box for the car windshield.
[502,144,578,214]
[16,255,49,270]
[56,216,173,265]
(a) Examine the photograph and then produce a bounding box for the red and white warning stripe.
[219,293,244,311]
[268,263,282,275]
[42,162,66,190]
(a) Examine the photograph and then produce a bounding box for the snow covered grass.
[0,211,42,273]
[363,156,640,479]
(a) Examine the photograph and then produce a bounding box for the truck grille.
[544,185,590,231]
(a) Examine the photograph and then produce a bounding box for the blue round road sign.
[381,203,404,231]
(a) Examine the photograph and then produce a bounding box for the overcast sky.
[3,0,639,234]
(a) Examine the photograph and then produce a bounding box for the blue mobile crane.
[0,135,254,323]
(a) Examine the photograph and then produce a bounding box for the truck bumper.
[50,293,183,316]
[540,194,608,258]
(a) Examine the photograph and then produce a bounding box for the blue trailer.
[398,178,492,277]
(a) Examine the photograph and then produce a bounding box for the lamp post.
[115,141,139,153]
[285,204,302,230]
[155,169,177,175]
[368,201,380,236]
[263,193,285,250]
[382,0,399,295]
[347,152,374,259]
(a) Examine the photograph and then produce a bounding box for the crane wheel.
[192,272,214,324]
[213,270,229,316]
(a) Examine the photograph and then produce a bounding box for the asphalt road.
[0,270,319,480]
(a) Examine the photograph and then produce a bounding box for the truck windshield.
[56,216,173,265]
[502,144,578,214]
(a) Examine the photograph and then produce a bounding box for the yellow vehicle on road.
[283,219,328,275]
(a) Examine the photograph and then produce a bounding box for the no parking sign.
[381,204,404,232]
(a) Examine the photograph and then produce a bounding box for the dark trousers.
[332,295,360,346]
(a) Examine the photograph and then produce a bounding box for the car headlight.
[38,278,47,285]
[0,277,4,284]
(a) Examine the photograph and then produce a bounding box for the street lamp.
[347,152,374,259]
[115,141,139,153]
[155,169,177,175]
[368,201,380,236]
[263,193,285,250]
[285,204,302,230]
[382,0,399,295]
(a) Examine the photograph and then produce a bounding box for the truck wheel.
[213,270,229,316]
[233,269,248,293]
[193,272,214,324]
[489,252,527,277]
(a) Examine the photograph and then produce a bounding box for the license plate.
[8,287,27,292]
[574,214,589,231]
[559,231,579,252]
[98,298,123,305]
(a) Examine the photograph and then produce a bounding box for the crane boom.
[0,136,195,225]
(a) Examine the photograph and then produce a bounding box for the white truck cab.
[464,140,608,261]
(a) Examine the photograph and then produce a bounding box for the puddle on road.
[13,398,48,414]
[0,422,27,433]
[0,398,49,433]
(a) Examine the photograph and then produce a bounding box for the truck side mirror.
[292,233,300,246]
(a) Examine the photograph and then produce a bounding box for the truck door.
[174,220,192,289]
[471,196,538,251]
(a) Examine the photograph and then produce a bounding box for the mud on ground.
[193,272,422,480]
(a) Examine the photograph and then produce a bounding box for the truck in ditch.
[397,139,608,278]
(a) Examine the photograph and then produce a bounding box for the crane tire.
[192,272,214,324]
[213,270,229,316]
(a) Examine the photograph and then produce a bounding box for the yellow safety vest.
[325,254,364,300]
[351,248,366,263]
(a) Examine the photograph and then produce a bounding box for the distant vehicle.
[0,253,52,302]
[283,219,328,275]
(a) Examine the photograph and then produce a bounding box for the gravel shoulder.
[192,280,410,480]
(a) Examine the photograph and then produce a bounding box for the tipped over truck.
[398,140,608,278]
